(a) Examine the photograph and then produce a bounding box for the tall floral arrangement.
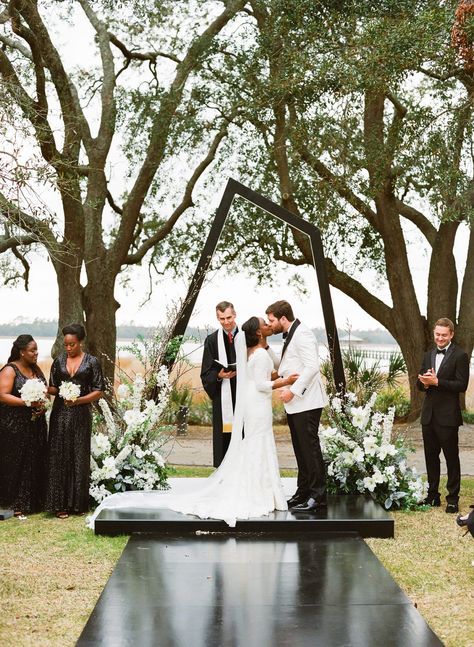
[321,392,427,510]
[90,366,172,505]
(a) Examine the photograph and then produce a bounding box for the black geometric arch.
[171,177,345,391]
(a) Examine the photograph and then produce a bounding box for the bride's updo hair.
[62,323,86,341]
[242,316,260,348]
[8,334,35,362]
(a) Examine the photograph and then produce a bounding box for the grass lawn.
[1,474,473,647]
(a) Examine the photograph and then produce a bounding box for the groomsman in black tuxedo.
[417,318,470,513]
[200,301,238,467]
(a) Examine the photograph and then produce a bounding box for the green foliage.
[187,396,213,426]
[462,410,474,424]
[272,398,287,425]
[164,382,195,424]
[375,387,411,420]
[386,352,407,388]
[322,347,408,411]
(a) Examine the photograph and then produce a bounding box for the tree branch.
[108,33,181,64]
[106,190,123,215]
[0,191,57,251]
[296,137,378,229]
[394,199,437,245]
[114,0,247,268]
[0,233,36,252]
[78,0,116,157]
[0,34,32,59]
[126,115,234,265]
[325,258,394,332]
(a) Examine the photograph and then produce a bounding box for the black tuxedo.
[417,342,469,504]
[200,329,237,467]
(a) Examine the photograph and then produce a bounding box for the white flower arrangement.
[321,391,427,510]
[19,378,47,406]
[59,381,81,401]
[89,369,171,505]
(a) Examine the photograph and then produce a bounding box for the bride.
[88,316,297,528]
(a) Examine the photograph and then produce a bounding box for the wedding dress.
[88,333,287,528]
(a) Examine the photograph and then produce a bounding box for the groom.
[266,300,328,511]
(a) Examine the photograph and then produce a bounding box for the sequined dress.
[45,353,104,513]
[0,364,47,513]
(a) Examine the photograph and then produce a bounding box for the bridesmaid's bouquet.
[59,382,81,401]
[20,378,48,406]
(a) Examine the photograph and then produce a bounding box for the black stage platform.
[77,533,443,647]
[94,494,394,538]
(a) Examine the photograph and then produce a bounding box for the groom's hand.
[279,388,294,403]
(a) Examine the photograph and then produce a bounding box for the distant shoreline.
[0,321,398,345]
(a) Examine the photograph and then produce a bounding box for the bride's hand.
[285,373,299,385]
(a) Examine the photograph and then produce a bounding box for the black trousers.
[287,408,326,502]
[422,421,460,504]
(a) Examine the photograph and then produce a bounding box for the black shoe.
[287,495,307,508]
[291,497,327,512]
[446,503,459,514]
[456,514,468,527]
[422,496,441,507]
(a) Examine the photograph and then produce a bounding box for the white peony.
[59,381,81,401]
[91,433,111,458]
[101,456,118,479]
[19,378,47,406]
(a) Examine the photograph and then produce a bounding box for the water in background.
[0,336,403,371]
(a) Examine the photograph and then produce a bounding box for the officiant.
[200,301,238,467]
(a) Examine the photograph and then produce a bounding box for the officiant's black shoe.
[287,495,307,508]
[456,514,468,527]
[422,495,441,507]
[292,497,327,512]
[446,503,459,514]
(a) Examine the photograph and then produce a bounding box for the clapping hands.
[418,368,438,388]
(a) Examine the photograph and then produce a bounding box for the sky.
[0,218,469,334]
[0,5,470,335]
[0,253,380,332]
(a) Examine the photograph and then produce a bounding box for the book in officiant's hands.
[214,359,237,372]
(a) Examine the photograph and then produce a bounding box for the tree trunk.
[50,242,84,358]
[82,273,120,387]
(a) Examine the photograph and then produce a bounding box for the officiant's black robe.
[200,328,237,467]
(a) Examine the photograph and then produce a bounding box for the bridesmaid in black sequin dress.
[45,324,104,518]
[0,335,48,515]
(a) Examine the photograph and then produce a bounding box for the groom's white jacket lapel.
[278,320,328,414]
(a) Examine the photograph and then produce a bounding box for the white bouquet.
[59,381,81,401]
[20,378,47,406]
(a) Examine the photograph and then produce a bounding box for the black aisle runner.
[77,533,443,647]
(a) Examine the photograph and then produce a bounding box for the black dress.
[0,364,47,513]
[45,353,104,513]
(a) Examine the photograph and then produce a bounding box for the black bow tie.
[282,332,288,339]
[436,348,446,355]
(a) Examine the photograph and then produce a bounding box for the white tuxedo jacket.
[278,321,328,414]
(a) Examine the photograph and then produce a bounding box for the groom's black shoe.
[291,497,327,512]
[287,494,307,508]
